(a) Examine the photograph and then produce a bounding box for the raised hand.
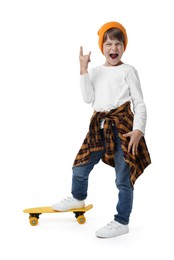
[79,46,91,75]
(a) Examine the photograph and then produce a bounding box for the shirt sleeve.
[80,72,95,104]
[128,69,147,134]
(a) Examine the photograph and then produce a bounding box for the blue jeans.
[72,126,133,225]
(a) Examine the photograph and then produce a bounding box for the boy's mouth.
[110,53,119,59]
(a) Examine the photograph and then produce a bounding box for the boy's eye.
[105,42,122,47]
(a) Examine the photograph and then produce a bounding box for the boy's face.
[103,36,124,66]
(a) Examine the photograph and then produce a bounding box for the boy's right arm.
[79,46,94,104]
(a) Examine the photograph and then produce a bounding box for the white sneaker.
[96,220,129,238]
[52,196,85,211]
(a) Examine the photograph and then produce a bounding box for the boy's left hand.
[123,130,143,155]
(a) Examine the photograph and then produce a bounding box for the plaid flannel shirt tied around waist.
[73,101,151,186]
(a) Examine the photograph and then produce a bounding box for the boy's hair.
[103,28,125,45]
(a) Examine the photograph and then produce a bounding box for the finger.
[88,51,91,62]
[132,143,138,155]
[79,46,83,57]
[132,144,136,155]
[123,131,132,137]
[128,141,132,153]
[135,144,138,155]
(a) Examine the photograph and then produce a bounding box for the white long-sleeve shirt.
[80,63,147,134]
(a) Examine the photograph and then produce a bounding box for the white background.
[0,0,174,259]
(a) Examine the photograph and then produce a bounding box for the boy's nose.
[111,45,118,52]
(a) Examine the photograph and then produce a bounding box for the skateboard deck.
[23,204,93,226]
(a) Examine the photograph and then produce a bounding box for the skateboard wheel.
[29,217,38,226]
[77,215,86,224]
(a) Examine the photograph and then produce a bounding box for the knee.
[72,166,89,180]
[115,177,132,191]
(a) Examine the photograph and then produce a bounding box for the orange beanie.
[98,21,128,53]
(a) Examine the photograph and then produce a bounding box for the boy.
[52,21,151,238]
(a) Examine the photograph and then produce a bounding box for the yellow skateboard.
[23,204,93,226]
